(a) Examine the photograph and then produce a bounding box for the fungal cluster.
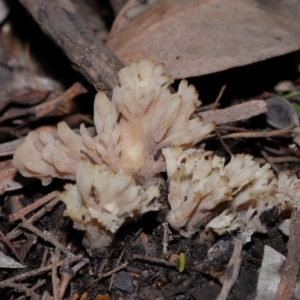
[12,59,300,253]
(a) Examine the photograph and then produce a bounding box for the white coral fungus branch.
[163,147,300,237]
[12,59,214,186]
[59,159,159,253]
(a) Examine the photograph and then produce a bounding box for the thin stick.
[19,0,123,91]
[7,197,60,240]
[212,84,226,110]
[9,191,58,222]
[0,254,84,285]
[215,125,295,140]
[20,217,71,256]
[2,282,39,300]
[0,226,23,262]
[41,247,49,267]
[58,258,89,299]
[199,100,267,125]
[260,150,280,174]
[256,156,300,164]
[86,262,128,288]
[216,129,233,156]
[109,228,143,290]
[216,239,243,300]
[132,254,177,268]
[29,83,86,120]
[275,209,300,300]
[162,222,170,255]
[51,249,60,300]
[97,257,109,277]
[32,279,47,291]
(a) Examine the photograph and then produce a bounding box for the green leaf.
[161,82,167,87]
[292,103,300,118]
[205,170,213,177]
[179,252,185,273]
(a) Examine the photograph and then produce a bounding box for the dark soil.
[0,186,292,299]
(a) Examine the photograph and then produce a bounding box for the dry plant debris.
[255,245,286,300]
[274,209,300,300]
[107,0,300,79]
[0,251,25,269]
[18,0,124,91]
[1,0,300,299]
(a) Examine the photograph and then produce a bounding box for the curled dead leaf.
[108,0,300,78]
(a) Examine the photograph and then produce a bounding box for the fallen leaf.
[255,245,285,300]
[107,0,300,79]
[0,160,36,194]
[0,251,26,268]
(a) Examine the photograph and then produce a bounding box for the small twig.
[0,226,23,263]
[86,262,128,288]
[13,280,47,300]
[199,100,267,125]
[216,238,243,300]
[132,254,177,268]
[216,129,233,156]
[41,247,50,267]
[255,156,300,164]
[9,191,58,222]
[58,269,74,300]
[7,197,60,240]
[196,103,217,112]
[51,249,60,300]
[260,150,280,174]
[3,282,39,300]
[32,279,47,291]
[215,125,295,140]
[0,254,84,285]
[19,232,38,261]
[275,209,300,300]
[25,43,41,91]
[20,217,72,256]
[58,259,89,299]
[162,222,170,256]
[109,228,143,291]
[217,125,251,133]
[97,257,109,277]
[212,84,227,110]
[19,0,123,91]
[29,83,86,121]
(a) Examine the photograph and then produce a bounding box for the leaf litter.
[107,0,300,79]
[0,1,300,299]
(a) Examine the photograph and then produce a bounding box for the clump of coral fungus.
[12,59,214,186]
[59,160,159,254]
[163,147,300,238]
[12,59,214,253]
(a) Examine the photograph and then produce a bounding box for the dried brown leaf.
[107,0,300,79]
[0,160,35,194]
